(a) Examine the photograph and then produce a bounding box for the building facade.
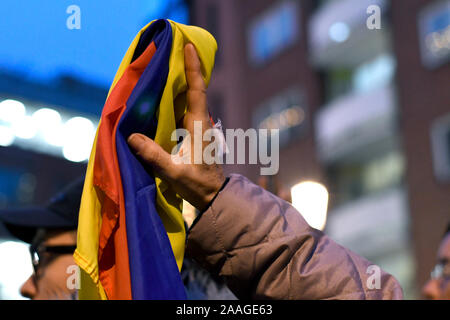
[0,73,105,230]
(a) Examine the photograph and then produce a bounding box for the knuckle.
[138,142,156,163]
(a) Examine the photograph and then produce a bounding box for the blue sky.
[0,0,188,88]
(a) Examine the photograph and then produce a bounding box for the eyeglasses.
[29,243,77,275]
[430,260,450,280]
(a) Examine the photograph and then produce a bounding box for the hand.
[127,43,225,211]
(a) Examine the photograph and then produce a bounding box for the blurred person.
[422,223,450,300]
[0,175,234,300]
[0,178,83,300]
[126,43,404,300]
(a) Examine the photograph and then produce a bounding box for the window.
[247,0,300,66]
[418,0,450,69]
[322,54,396,104]
[252,87,307,148]
[327,151,405,206]
[353,54,396,94]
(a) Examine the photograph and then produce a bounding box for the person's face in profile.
[20,230,77,300]
[422,234,450,300]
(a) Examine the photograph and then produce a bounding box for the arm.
[128,43,403,300]
[186,174,404,300]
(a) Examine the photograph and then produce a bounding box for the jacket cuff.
[187,177,230,235]
[185,174,245,259]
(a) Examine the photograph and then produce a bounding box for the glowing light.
[291,181,329,230]
[0,125,15,146]
[32,108,63,146]
[426,26,450,55]
[0,99,26,123]
[279,112,289,128]
[259,106,305,131]
[0,100,99,161]
[62,117,95,162]
[13,115,37,139]
[329,22,350,43]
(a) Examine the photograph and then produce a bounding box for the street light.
[290,181,329,231]
[328,22,350,43]
[62,116,95,162]
[32,108,64,146]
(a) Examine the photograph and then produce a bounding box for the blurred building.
[191,0,450,298]
[391,0,450,294]
[0,73,105,298]
[0,73,104,230]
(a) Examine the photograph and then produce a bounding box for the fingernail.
[127,134,146,151]
[185,43,196,55]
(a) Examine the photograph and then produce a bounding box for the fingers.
[184,43,208,118]
[128,133,179,180]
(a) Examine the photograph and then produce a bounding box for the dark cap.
[0,177,84,243]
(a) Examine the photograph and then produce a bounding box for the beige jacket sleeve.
[186,174,404,300]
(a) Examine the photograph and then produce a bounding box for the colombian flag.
[74,19,217,300]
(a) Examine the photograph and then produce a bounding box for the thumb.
[127,133,179,180]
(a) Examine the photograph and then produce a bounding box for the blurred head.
[20,228,77,300]
[422,223,450,300]
[0,177,83,300]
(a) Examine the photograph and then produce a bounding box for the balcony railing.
[308,0,390,68]
[315,85,397,163]
[325,187,409,258]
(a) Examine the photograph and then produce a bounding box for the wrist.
[188,176,230,233]
[200,176,229,212]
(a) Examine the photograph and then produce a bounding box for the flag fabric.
[93,34,158,300]
[74,19,217,300]
[117,19,183,299]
